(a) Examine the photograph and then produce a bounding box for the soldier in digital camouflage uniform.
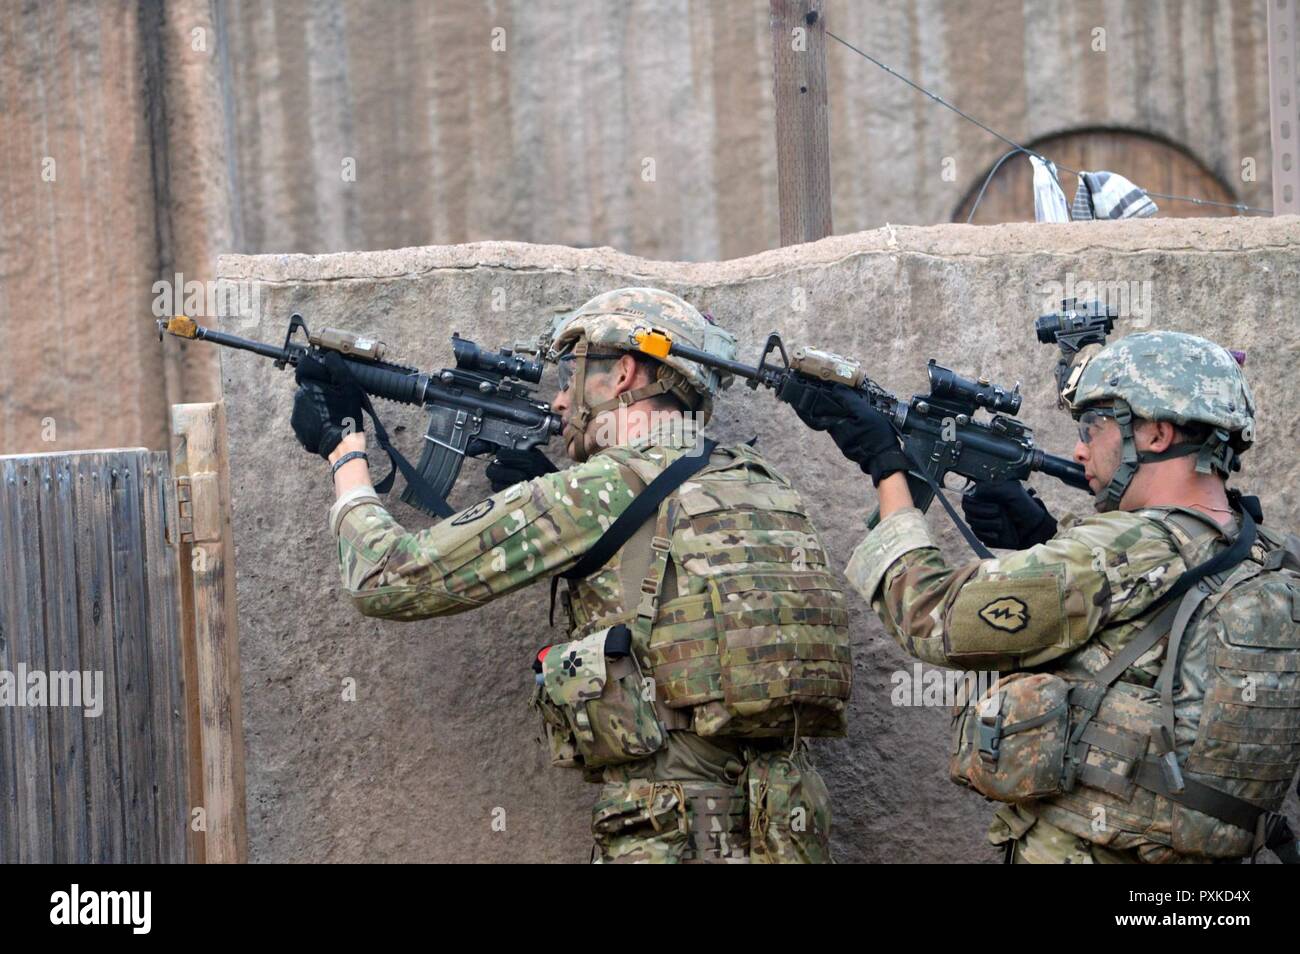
[290,287,853,863]
[783,331,1300,864]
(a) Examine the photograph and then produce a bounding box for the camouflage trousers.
[990,806,1212,864]
[590,733,834,864]
[992,806,1139,864]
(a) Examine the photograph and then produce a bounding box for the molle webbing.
[1061,504,1300,860]
[636,449,852,735]
[561,441,852,740]
[680,783,749,863]
[1067,510,1253,800]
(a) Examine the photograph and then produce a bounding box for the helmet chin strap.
[565,338,594,463]
[1093,401,1234,512]
[1094,402,1140,512]
[563,333,692,458]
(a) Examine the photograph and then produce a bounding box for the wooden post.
[170,402,248,863]
[770,0,833,244]
[1268,0,1299,214]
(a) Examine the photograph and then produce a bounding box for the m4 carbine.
[633,327,1089,552]
[158,314,562,518]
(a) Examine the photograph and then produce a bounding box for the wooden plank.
[770,0,833,245]
[37,455,91,861]
[4,458,56,861]
[107,453,159,862]
[0,447,193,864]
[171,402,248,863]
[73,453,127,862]
[0,458,25,862]
[171,460,208,866]
[141,451,190,862]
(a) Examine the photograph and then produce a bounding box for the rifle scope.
[452,333,544,384]
[927,361,1021,415]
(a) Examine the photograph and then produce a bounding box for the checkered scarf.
[1070,171,1158,220]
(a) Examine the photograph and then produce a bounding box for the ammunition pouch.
[746,748,834,864]
[950,672,1071,801]
[590,747,835,863]
[591,778,751,864]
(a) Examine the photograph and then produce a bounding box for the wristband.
[331,450,369,477]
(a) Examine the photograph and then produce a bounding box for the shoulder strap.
[1091,598,1185,688]
[548,439,719,623]
[611,470,657,615]
[1090,508,1258,689]
[1148,508,1258,616]
[559,438,719,582]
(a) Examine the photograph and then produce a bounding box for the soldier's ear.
[1140,419,1178,453]
[611,353,644,396]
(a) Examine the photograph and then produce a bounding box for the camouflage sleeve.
[331,453,638,620]
[845,508,1182,670]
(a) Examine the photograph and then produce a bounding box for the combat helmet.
[545,287,737,441]
[1066,331,1255,510]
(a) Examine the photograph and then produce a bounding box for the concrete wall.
[223,0,1273,262]
[0,0,1274,457]
[0,0,233,455]
[216,216,1300,863]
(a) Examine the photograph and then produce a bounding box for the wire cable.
[825,29,1273,217]
[966,147,1027,223]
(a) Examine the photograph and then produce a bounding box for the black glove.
[290,351,365,459]
[961,480,1057,550]
[483,447,558,492]
[778,381,909,486]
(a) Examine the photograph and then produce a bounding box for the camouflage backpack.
[951,504,1300,861]
[534,441,853,772]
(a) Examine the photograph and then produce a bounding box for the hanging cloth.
[1030,155,1071,223]
[1071,170,1158,221]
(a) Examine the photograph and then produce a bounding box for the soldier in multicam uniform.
[783,331,1300,863]
[290,288,853,863]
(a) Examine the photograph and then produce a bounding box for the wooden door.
[954,129,1241,224]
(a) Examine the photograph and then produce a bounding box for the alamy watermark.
[50,884,150,934]
[891,663,998,707]
[586,408,708,454]
[1,665,104,717]
[151,271,261,328]
[1039,273,1152,327]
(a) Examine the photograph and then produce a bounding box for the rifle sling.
[330,357,455,518]
[897,441,995,560]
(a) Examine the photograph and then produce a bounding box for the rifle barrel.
[191,324,296,362]
[1035,451,1090,492]
[665,340,764,382]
